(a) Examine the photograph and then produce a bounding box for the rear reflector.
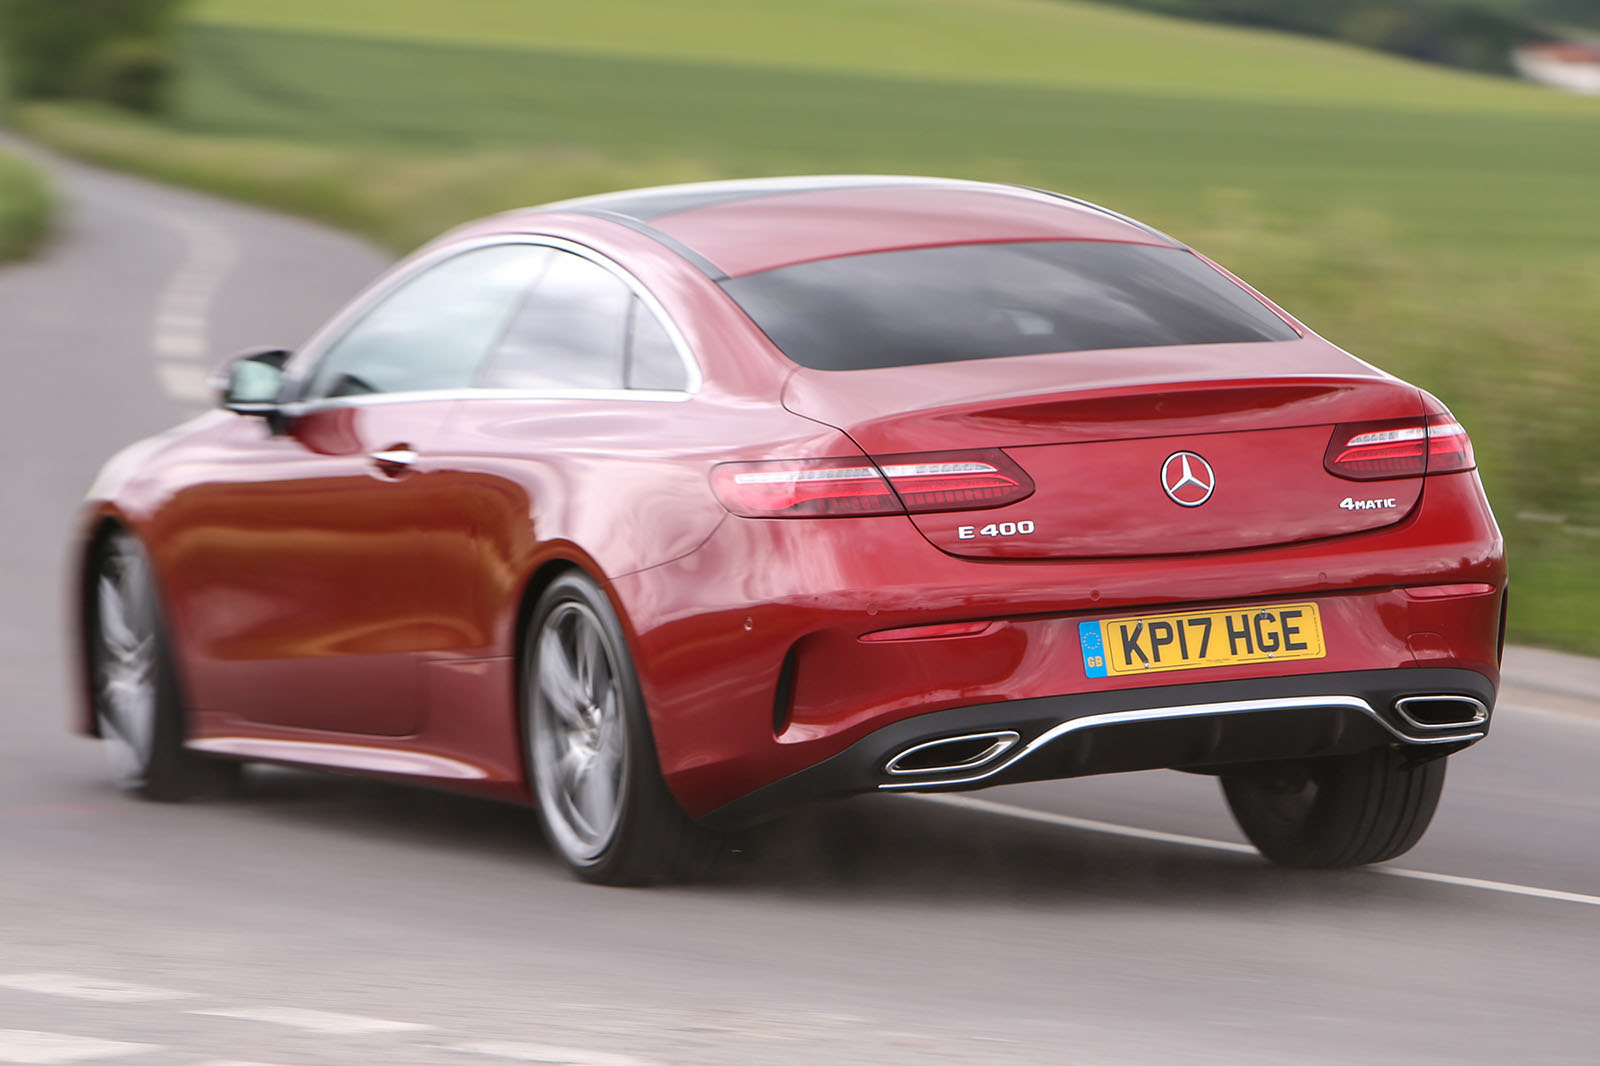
[712,450,1033,518]
[1324,414,1475,481]
[1403,583,1496,599]
[860,620,997,642]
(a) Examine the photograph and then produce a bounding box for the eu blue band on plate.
[1079,620,1108,678]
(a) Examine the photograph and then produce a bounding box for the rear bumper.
[701,666,1493,828]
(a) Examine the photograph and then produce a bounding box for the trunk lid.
[782,340,1427,559]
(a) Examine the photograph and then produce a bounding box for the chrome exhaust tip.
[884,731,1020,776]
[1394,695,1490,731]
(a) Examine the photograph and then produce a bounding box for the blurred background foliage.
[0,0,187,112]
[2,0,1596,650]
[1092,0,1600,76]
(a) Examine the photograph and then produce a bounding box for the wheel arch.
[508,550,663,786]
[509,553,600,783]
[512,557,588,680]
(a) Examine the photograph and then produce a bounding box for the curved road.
[1,141,1597,1066]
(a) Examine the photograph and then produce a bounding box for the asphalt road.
[1,141,1596,1066]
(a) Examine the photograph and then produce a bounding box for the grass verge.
[15,102,713,252]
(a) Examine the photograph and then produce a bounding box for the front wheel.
[522,573,716,885]
[1220,747,1446,868]
[89,530,239,801]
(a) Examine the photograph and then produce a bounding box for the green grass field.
[19,0,1600,651]
[186,0,1597,111]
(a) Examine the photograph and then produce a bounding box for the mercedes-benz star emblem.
[1161,451,1215,507]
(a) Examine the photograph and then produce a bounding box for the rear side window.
[625,298,688,391]
[719,241,1298,371]
[475,249,691,392]
[477,250,632,390]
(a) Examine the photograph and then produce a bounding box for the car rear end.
[685,369,1502,820]
[607,217,1504,858]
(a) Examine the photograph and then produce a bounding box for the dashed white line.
[146,207,239,400]
[188,1006,432,1035]
[452,1042,659,1066]
[0,974,192,1003]
[919,794,1600,908]
[0,1030,155,1064]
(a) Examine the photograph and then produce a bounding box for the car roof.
[492,176,1181,279]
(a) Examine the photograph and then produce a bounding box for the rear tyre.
[523,573,717,885]
[90,530,240,802]
[1220,747,1446,868]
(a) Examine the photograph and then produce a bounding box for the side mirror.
[213,347,291,415]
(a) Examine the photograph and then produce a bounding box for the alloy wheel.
[95,538,158,784]
[529,600,630,864]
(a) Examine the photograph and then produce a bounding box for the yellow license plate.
[1079,602,1325,677]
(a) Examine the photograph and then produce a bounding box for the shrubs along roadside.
[0,147,52,261]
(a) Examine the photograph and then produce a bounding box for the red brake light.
[1422,415,1474,473]
[1324,414,1475,481]
[711,450,1033,518]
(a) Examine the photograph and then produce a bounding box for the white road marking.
[0,974,192,1003]
[194,1061,293,1066]
[1376,866,1600,907]
[146,208,238,398]
[918,794,1600,908]
[452,1043,659,1066]
[918,794,1257,856]
[153,360,215,403]
[187,1006,432,1035]
[0,1030,155,1064]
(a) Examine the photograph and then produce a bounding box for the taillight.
[1422,415,1474,472]
[711,449,1033,518]
[880,451,1034,513]
[711,458,900,517]
[1324,414,1475,480]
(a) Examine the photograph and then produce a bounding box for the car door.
[411,246,696,661]
[169,242,552,736]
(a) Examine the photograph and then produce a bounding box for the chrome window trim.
[878,695,1484,791]
[281,234,703,404]
[278,385,692,417]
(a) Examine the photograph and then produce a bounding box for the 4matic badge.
[1339,496,1398,511]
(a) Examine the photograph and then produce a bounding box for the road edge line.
[914,793,1600,908]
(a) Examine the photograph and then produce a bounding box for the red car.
[77,177,1506,883]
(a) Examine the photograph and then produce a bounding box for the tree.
[0,0,187,112]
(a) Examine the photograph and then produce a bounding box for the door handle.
[369,446,417,473]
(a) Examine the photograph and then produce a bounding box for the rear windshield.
[719,240,1298,371]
